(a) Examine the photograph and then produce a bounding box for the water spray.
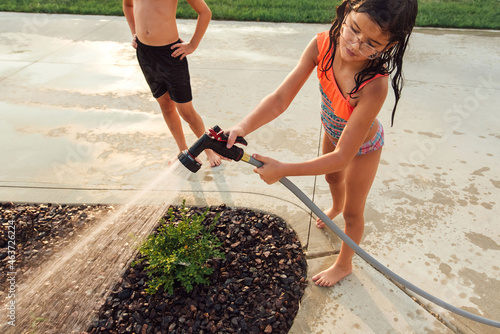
[178,126,500,329]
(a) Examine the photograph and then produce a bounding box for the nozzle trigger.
[208,126,247,146]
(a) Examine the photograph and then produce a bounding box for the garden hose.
[178,126,500,328]
[241,153,500,328]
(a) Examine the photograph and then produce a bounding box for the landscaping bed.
[0,202,113,287]
[0,203,308,333]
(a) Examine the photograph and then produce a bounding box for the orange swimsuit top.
[317,31,387,139]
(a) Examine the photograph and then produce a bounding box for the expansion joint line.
[307,125,324,251]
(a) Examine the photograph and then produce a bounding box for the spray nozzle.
[177,125,248,173]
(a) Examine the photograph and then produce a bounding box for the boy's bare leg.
[156,93,201,165]
[157,93,188,153]
[313,148,382,287]
[175,101,222,167]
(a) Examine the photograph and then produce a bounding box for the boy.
[123,0,221,166]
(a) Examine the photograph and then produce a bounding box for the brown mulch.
[0,203,308,334]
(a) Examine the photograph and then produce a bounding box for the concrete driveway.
[0,12,499,333]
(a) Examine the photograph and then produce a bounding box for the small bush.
[135,202,225,295]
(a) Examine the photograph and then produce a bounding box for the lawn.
[0,0,498,29]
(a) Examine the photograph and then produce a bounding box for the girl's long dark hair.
[321,0,418,125]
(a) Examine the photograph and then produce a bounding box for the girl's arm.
[226,36,319,147]
[254,75,389,184]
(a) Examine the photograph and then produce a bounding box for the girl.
[226,0,418,286]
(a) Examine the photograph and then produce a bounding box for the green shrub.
[135,202,225,295]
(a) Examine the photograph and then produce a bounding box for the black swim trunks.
[136,38,192,103]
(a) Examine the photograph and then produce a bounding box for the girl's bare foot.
[316,207,341,228]
[312,262,352,287]
[205,149,222,167]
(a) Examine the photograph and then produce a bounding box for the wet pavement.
[1,12,499,333]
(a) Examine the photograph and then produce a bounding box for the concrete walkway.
[1,12,499,333]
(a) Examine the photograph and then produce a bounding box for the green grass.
[180,0,338,24]
[0,0,124,16]
[417,0,499,29]
[0,0,498,29]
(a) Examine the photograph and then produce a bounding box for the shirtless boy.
[123,0,221,166]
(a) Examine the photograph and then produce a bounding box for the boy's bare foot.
[312,263,352,287]
[205,149,222,167]
[168,155,180,166]
[316,207,341,228]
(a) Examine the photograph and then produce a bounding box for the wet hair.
[320,0,418,125]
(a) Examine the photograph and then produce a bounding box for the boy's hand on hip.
[132,34,138,49]
[171,40,195,60]
[252,154,285,185]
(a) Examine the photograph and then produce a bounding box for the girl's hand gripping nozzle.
[177,125,249,173]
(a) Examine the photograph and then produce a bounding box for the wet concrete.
[0,12,499,333]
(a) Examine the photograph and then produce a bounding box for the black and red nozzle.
[177,125,248,173]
